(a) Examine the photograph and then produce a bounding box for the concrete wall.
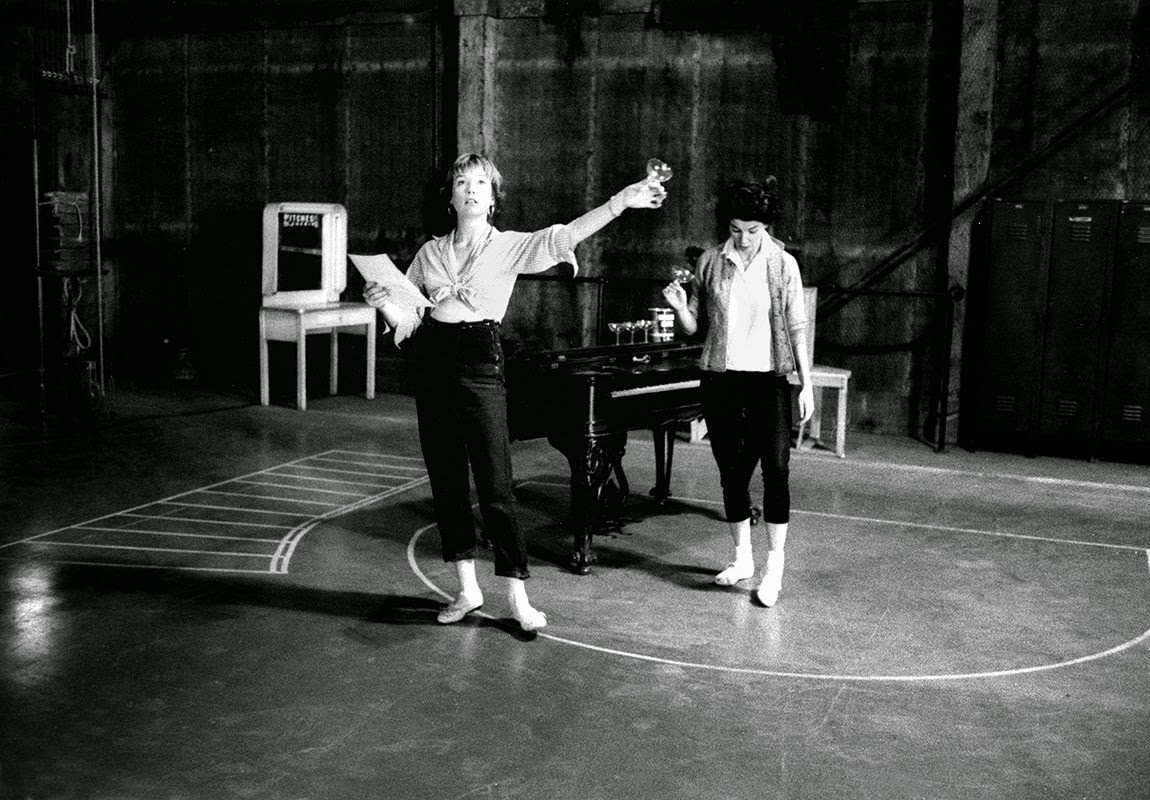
[5,0,1147,441]
[102,12,445,387]
[456,0,942,435]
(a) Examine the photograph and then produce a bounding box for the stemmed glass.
[671,266,693,284]
[646,158,673,184]
[620,321,636,344]
[608,321,623,345]
[635,319,653,343]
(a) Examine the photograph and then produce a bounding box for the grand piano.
[507,339,704,574]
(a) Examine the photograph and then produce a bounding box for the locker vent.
[995,395,1016,413]
[1057,399,1080,417]
[1137,225,1150,245]
[1121,404,1143,423]
[1006,223,1030,240]
[1069,222,1093,242]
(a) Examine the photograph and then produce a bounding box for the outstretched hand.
[617,177,668,210]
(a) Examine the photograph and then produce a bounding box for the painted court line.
[406,494,1150,683]
[150,501,314,517]
[3,450,428,575]
[630,436,1150,495]
[73,525,282,544]
[195,490,343,507]
[117,512,287,530]
[235,479,366,497]
[523,478,1149,553]
[264,471,393,488]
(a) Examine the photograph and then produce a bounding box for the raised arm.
[565,178,667,247]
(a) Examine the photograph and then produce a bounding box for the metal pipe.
[88,0,105,398]
[936,289,957,453]
[33,137,46,430]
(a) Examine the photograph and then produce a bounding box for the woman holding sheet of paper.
[364,153,666,632]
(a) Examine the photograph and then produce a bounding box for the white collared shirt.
[722,237,774,371]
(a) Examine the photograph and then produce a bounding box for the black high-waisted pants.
[700,370,792,525]
[413,317,528,579]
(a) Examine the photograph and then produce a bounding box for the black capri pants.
[700,370,792,525]
[413,317,528,579]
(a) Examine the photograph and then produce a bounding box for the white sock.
[730,519,753,565]
[505,577,546,630]
[765,548,786,575]
[456,559,482,600]
[766,522,788,553]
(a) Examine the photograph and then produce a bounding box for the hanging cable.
[63,0,77,76]
[62,277,92,356]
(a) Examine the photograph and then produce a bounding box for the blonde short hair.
[443,153,504,217]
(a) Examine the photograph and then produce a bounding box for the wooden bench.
[790,287,852,457]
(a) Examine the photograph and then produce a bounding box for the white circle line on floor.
[405,519,1150,683]
[628,437,1150,495]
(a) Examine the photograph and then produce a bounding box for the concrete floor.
[2,384,1148,800]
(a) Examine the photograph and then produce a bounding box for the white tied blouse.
[406,224,577,322]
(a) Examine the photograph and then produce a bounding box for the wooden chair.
[258,302,377,410]
[790,287,852,457]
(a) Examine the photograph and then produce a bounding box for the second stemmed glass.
[620,321,636,344]
[635,319,654,343]
[646,158,673,184]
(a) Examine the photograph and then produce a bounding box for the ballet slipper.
[436,591,483,624]
[714,560,755,586]
[513,606,548,632]
[755,552,785,607]
[506,578,547,631]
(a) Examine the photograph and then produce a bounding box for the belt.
[427,317,500,330]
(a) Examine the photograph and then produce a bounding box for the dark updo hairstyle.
[714,177,780,237]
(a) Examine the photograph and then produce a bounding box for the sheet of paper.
[348,253,433,308]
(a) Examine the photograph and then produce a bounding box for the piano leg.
[649,423,677,505]
[608,450,630,512]
[551,431,627,574]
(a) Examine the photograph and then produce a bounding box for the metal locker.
[964,199,1048,452]
[1037,200,1120,456]
[1099,202,1150,458]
